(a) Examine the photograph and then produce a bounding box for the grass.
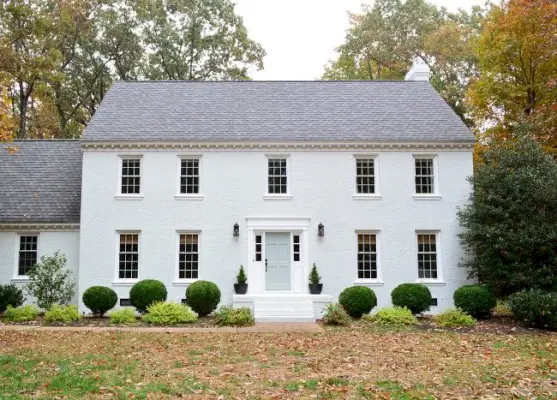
[0,326,555,398]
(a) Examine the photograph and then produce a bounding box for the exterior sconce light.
[318,223,324,237]
[233,223,240,237]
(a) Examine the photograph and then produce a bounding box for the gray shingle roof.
[84,81,474,143]
[0,140,82,223]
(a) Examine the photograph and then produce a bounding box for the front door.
[265,232,291,291]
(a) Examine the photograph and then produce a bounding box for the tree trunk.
[17,80,28,139]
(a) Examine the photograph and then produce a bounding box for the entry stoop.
[232,293,333,322]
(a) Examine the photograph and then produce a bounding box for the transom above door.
[265,232,291,291]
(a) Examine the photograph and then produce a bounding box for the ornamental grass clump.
[108,308,137,325]
[322,303,351,326]
[364,306,418,326]
[44,305,81,324]
[434,308,476,328]
[4,305,40,322]
[214,306,255,327]
[142,302,198,325]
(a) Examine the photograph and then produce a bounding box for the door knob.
[265,259,268,272]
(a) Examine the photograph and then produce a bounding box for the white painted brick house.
[0,63,475,321]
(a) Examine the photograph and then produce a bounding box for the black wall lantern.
[233,223,240,237]
[318,223,325,237]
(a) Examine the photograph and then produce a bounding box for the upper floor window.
[119,233,139,279]
[267,157,288,194]
[355,157,375,194]
[120,158,141,194]
[414,157,435,194]
[417,233,438,279]
[18,235,38,276]
[180,158,200,194]
[357,233,377,280]
[179,233,199,279]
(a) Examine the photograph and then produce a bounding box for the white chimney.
[405,57,430,81]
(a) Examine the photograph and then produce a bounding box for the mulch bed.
[0,315,218,328]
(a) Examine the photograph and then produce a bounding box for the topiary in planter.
[338,286,377,318]
[391,283,432,315]
[185,280,221,317]
[82,286,118,317]
[130,279,168,314]
[454,285,496,319]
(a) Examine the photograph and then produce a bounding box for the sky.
[234,0,487,80]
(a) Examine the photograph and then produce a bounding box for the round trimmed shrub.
[185,280,221,317]
[391,283,432,315]
[130,279,168,314]
[82,286,118,317]
[0,284,25,313]
[454,285,496,319]
[338,286,377,318]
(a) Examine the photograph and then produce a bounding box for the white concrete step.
[256,316,315,323]
[255,301,313,311]
[254,308,314,317]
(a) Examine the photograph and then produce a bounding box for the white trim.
[176,154,203,198]
[412,195,442,201]
[0,223,79,231]
[174,194,204,201]
[14,232,39,279]
[114,195,144,201]
[174,230,201,283]
[415,230,443,282]
[263,195,293,201]
[413,154,440,197]
[114,230,141,283]
[265,154,292,198]
[116,154,143,197]
[352,195,382,201]
[355,230,382,284]
[353,154,381,197]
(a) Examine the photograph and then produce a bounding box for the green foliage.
[391,283,432,315]
[44,305,81,324]
[108,308,137,325]
[322,303,351,326]
[82,286,118,317]
[458,133,557,297]
[4,305,40,322]
[308,263,321,284]
[129,280,168,314]
[25,251,76,310]
[0,284,25,313]
[338,286,377,319]
[435,308,476,327]
[214,306,255,327]
[236,266,247,285]
[508,289,557,329]
[142,302,197,325]
[185,280,221,317]
[494,301,514,317]
[454,285,496,319]
[364,307,418,326]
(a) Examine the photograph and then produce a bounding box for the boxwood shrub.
[508,289,557,329]
[364,306,418,326]
[338,286,377,318]
[0,284,25,313]
[130,279,168,314]
[453,285,496,319]
[185,280,221,317]
[391,283,432,315]
[82,286,118,317]
[142,302,197,325]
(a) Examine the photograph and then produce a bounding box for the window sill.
[174,195,204,201]
[352,194,382,201]
[114,195,144,201]
[415,280,446,286]
[173,280,198,286]
[112,280,139,287]
[413,194,442,201]
[354,280,384,287]
[263,195,293,201]
[11,277,31,283]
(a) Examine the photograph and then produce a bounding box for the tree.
[458,128,557,297]
[466,0,557,147]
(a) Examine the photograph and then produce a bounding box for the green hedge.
[508,289,557,329]
[338,286,377,318]
[454,285,496,319]
[82,286,118,316]
[391,283,432,315]
[130,280,168,314]
[185,281,221,317]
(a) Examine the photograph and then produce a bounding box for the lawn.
[0,323,556,399]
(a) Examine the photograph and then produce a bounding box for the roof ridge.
[7,139,81,143]
[116,80,423,84]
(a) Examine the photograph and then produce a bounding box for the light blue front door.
[265,232,291,291]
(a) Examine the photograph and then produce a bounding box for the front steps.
[232,293,333,322]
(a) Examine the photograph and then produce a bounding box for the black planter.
[234,283,248,294]
[308,283,323,295]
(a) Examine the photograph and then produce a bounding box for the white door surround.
[246,217,310,294]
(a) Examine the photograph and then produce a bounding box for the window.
[121,158,141,194]
[356,158,375,194]
[357,234,377,279]
[180,158,200,194]
[179,234,199,279]
[267,158,287,194]
[293,235,300,262]
[255,235,262,261]
[120,299,131,306]
[118,234,138,279]
[18,235,37,276]
[415,158,434,194]
[417,233,438,279]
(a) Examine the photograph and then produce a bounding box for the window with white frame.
[293,235,300,262]
[18,235,38,276]
[118,234,139,279]
[255,235,262,261]
[267,158,288,194]
[355,158,375,194]
[121,158,141,194]
[179,234,199,279]
[414,157,435,194]
[180,158,200,194]
[417,233,438,279]
[357,233,377,279]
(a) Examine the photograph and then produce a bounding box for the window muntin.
[18,235,37,276]
[179,234,199,279]
[119,234,138,279]
[293,235,300,262]
[180,159,200,194]
[415,158,434,194]
[357,234,377,279]
[356,158,375,194]
[417,234,438,279]
[121,158,141,194]
[268,158,287,194]
[255,235,262,261]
